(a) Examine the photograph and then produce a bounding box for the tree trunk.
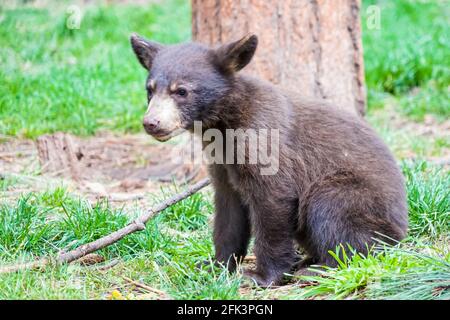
[192,0,366,115]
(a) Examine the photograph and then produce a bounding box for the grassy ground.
[0,0,190,138]
[362,0,449,121]
[0,0,449,300]
[0,161,448,300]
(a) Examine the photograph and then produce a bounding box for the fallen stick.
[0,178,211,274]
[122,276,170,299]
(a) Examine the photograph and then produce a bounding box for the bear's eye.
[175,88,188,97]
[147,88,153,101]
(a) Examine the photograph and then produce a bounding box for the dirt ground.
[0,131,207,210]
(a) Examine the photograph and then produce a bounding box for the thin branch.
[122,276,170,299]
[0,178,211,274]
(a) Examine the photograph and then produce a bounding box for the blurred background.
[0,0,448,138]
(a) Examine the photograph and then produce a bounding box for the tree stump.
[36,132,83,180]
[192,0,366,115]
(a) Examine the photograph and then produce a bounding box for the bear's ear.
[130,33,163,70]
[214,34,258,74]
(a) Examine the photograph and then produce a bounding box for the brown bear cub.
[130,33,408,287]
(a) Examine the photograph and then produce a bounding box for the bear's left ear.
[130,33,163,70]
[214,34,258,74]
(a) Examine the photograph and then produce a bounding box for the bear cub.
[130,33,408,287]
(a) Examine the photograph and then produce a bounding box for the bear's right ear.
[214,34,258,74]
[130,33,163,70]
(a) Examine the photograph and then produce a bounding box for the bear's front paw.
[242,269,281,288]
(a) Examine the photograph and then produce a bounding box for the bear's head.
[130,33,258,141]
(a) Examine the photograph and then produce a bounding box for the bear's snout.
[143,116,161,135]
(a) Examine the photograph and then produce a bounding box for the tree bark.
[192,0,366,115]
[36,132,83,180]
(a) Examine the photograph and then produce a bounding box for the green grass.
[403,161,449,238]
[367,263,450,300]
[298,242,450,300]
[363,0,450,120]
[0,185,238,300]
[0,174,19,191]
[0,186,214,262]
[1,161,448,300]
[0,0,191,138]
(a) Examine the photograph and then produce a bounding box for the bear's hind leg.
[300,172,405,267]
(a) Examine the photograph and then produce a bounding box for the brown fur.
[130,34,409,287]
[206,76,408,286]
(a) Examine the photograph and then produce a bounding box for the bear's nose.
[143,117,160,134]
